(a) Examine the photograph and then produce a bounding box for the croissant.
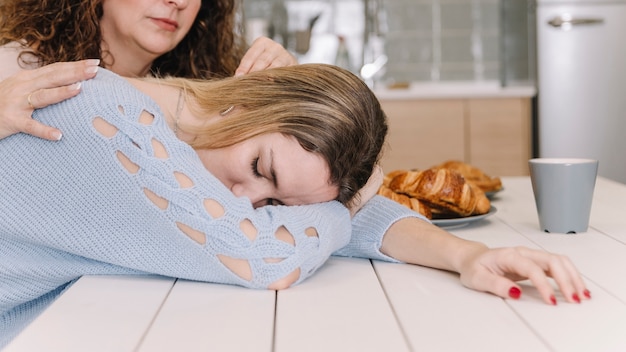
[431,160,502,193]
[377,184,433,219]
[388,168,491,217]
[383,169,408,187]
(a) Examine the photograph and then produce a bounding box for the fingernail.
[86,59,100,66]
[508,287,521,299]
[69,82,81,91]
[52,131,63,141]
[572,293,581,303]
[85,65,99,74]
[550,295,557,305]
[583,289,591,299]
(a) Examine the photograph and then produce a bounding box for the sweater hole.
[175,171,194,188]
[275,226,295,246]
[176,222,206,245]
[203,199,224,218]
[240,219,258,241]
[118,105,125,115]
[138,110,154,125]
[93,116,118,138]
[116,151,139,174]
[151,138,168,159]
[217,254,252,281]
[264,258,284,263]
[268,268,300,290]
[143,188,169,210]
[305,227,318,238]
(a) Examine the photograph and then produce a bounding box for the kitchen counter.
[373,81,536,100]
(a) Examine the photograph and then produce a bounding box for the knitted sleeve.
[333,195,430,262]
[0,69,352,321]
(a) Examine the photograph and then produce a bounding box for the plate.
[431,206,497,229]
[485,188,504,199]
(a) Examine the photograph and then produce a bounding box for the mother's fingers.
[27,81,82,110]
[16,117,63,141]
[21,59,100,90]
[0,59,99,141]
[236,37,297,76]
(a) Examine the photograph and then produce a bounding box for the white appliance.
[536,0,626,184]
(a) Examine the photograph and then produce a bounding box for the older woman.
[0,0,297,140]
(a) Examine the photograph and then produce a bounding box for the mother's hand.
[459,246,590,305]
[235,37,297,76]
[0,59,100,141]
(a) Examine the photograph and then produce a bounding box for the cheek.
[186,1,202,22]
[198,151,236,186]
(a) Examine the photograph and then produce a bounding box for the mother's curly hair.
[0,0,246,78]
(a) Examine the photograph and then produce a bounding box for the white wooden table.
[5,177,626,352]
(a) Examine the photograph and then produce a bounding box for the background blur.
[241,0,534,87]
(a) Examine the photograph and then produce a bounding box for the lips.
[151,17,179,32]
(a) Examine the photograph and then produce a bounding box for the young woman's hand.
[380,217,590,306]
[235,37,297,76]
[0,59,99,141]
[349,165,384,217]
[458,246,590,305]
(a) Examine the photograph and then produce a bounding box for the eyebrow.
[269,149,279,189]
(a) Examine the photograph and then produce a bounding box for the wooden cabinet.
[379,97,532,176]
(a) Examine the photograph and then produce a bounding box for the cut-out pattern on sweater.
[91,108,305,288]
[0,68,405,347]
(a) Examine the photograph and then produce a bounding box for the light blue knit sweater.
[0,69,422,346]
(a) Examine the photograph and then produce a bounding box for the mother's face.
[100,0,201,72]
[196,133,340,208]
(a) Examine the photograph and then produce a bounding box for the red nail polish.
[583,289,591,299]
[509,287,521,299]
[550,295,557,305]
[573,293,581,303]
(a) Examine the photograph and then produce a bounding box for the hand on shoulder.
[0,59,99,141]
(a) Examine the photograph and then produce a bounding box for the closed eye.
[251,157,262,178]
[261,198,284,207]
[250,157,284,207]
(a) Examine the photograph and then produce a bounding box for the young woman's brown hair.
[159,63,388,205]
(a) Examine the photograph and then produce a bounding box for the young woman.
[0,63,387,345]
[0,63,590,347]
[0,0,297,140]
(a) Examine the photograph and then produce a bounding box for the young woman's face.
[100,0,201,70]
[197,133,339,208]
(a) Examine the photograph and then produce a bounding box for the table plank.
[137,280,275,352]
[374,261,550,352]
[274,257,409,352]
[5,275,175,352]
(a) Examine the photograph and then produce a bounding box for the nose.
[168,0,188,8]
[230,183,270,207]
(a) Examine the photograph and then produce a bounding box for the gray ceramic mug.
[529,158,598,234]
